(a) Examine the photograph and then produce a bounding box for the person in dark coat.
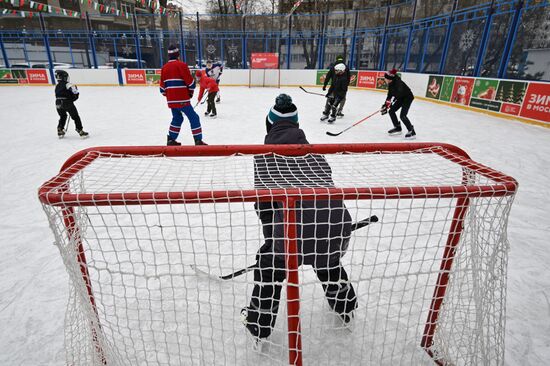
[321,56,351,122]
[381,68,416,139]
[242,94,357,340]
[321,63,350,123]
[54,70,88,139]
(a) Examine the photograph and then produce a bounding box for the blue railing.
[0,0,548,80]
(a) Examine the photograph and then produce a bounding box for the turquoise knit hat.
[267,94,298,126]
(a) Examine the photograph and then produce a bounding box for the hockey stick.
[326,109,380,137]
[194,92,209,108]
[197,215,379,281]
[299,86,326,97]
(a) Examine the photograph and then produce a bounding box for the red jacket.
[197,74,220,100]
[159,59,196,108]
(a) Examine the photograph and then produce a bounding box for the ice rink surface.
[0,85,549,365]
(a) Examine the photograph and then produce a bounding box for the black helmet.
[55,69,69,82]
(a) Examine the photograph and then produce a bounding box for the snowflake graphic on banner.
[206,44,216,54]
[459,30,476,52]
[122,45,132,56]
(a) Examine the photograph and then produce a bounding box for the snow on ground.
[0,86,549,365]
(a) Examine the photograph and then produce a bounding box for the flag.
[289,0,303,15]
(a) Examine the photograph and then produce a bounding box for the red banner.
[500,102,521,116]
[26,69,49,84]
[451,77,474,105]
[250,53,279,69]
[520,82,550,122]
[125,70,146,85]
[357,71,377,89]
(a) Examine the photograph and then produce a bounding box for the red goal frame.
[39,143,518,366]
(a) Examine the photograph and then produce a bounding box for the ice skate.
[57,127,66,139]
[77,130,89,139]
[167,136,181,146]
[320,113,329,122]
[209,112,217,119]
[387,127,402,135]
[241,308,263,351]
[194,139,208,146]
[336,112,344,119]
[404,127,416,140]
[328,115,336,123]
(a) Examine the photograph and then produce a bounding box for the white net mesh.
[39,145,516,366]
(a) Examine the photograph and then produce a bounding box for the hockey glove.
[322,85,327,91]
[380,104,388,115]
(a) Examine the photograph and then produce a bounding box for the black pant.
[323,95,345,117]
[245,259,357,339]
[57,104,83,131]
[206,92,217,115]
[389,97,414,131]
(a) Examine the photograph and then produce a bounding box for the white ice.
[0,86,549,365]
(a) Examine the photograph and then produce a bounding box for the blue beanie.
[267,94,298,126]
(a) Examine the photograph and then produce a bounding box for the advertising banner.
[357,71,377,89]
[146,69,161,86]
[520,82,550,122]
[316,70,328,86]
[124,69,146,85]
[426,75,443,99]
[0,69,49,84]
[470,78,502,111]
[250,53,279,69]
[376,72,389,90]
[496,80,527,116]
[27,69,49,84]
[349,71,358,87]
[440,76,455,102]
[451,77,474,105]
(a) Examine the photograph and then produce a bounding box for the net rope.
[40,147,515,366]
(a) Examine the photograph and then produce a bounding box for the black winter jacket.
[323,61,351,89]
[254,120,352,268]
[385,76,414,102]
[55,81,79,109]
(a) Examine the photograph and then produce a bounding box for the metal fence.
[0,0,548,80]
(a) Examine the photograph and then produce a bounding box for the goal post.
[248,52,281,88]
[39,143,517,366]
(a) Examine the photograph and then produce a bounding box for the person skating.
[54,70,88,139]
[205,59,223,103]
[242,94,357,342]
[159,44,206,146]
[196,70,220,119]
[322,55,350,118]
[321,63,350,123]
[380,68,416,139]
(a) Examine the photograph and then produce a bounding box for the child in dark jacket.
[242,94,357,341]
[321,63,350,123]
[54,70,88,139]
[381,68,416,139]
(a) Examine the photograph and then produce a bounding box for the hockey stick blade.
[326,109,380,137]
[299,86,326,97]
[212,215,379,281]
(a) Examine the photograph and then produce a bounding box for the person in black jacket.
[54,70,88,139]
[242,94,357,341]
[380,68,416,139]
[322,55,350,120]
[321,63,350,123]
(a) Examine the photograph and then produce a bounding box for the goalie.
[241,94,357,341]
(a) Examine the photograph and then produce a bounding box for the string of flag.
[0,0,179,18]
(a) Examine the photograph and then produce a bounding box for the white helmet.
[334,63,346,74]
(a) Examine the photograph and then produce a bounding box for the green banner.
[349,71,358,87]
[316,70,328,86]
[0,69,23,84]
[472,79,499,100]
[425,75,443,99]
[145,69,160,86]
[496,80,527,105]
[439,76,455,102]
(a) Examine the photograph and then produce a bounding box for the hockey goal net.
[39,143,517,366]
